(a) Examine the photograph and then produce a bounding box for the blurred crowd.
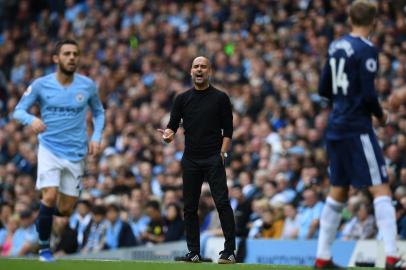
[0,0,405,257]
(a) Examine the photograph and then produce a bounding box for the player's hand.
[88,141,101,157]
[157,128,175,143]
[30,118,47,133]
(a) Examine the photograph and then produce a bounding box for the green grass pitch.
[0,259,380,270]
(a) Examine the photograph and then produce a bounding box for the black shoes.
[175,251,201,262]
[218,250,236,264]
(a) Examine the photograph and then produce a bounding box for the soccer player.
[158,56,236,264]
[13,39,105,262]
[315,1,406,269]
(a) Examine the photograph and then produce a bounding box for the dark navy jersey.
[319,35,383,139]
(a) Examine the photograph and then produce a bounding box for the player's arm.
[318,58,333,101]
[13,82,46,133]
[360,49,386,124]
[220,93,233,162]
[88,83,105,155]
[158,94,182,143]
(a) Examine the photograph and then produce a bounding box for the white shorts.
[37,145,85,197]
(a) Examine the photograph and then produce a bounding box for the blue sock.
[36,202,55,250]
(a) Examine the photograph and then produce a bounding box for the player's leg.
[37,187,58,250]
[57,159,84,216]
[316,186,348,260]
[175,156,204,262]
[363,133,405,269]
[316,139,349,269]
[56,193,78,217]
[370,184,400,263]
[36,145,62,261]
[205,154,236,264]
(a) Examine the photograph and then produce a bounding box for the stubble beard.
[59,63,76,76]
[193,76,209,89]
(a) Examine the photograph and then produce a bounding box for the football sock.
[316,197,344,260]
[36,202,54,250]
[374,196,398,257]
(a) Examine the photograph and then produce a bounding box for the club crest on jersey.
[76,93,85,103]
[366,58,377,72]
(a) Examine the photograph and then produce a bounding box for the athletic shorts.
[326,132,388,189]
[36,145,85,196]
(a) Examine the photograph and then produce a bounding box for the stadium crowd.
[0,0,405,257]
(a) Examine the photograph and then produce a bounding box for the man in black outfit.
[158,56,236,264]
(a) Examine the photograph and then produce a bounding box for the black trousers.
[181,154,236,254]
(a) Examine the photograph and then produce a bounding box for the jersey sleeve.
[166,94,183,133]
[318,57,333,100]
[12,80,41,125]
[88,82,105,143]
[360,48,383,118]
[220,92,233,138]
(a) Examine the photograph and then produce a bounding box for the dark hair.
[106,203,120,213]
[92,205,107,216]
[54,39,79,55]
[145,200,161,211]
[349,0,377,27]
[77,199,92,209]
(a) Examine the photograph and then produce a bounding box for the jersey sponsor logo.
[23,86,32,96]
[365,58,377,72]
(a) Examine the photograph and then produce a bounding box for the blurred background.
[0,0,405,261]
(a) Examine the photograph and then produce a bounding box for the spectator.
[297,188,323,239]
[341,203,376,240]
[82,205,108,254]
[281,203,300,239]
[230,183,252,237]
[0,214,19,256]
[163,203,184,242]
[69,200,92,250]
[141,200,165,244]
[104,204,136,249]
[128,201,149,244]
[10,209,38,256]
[249,207,284,239]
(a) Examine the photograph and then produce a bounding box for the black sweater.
[167,85,233,158]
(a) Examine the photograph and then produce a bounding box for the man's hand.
[30,118,47,133]
[88,141,101,157]
[157,128,175,143]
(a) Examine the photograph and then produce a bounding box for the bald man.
[158,57,236,263]
[389,86,406,111]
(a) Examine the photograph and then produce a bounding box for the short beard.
[59,64,75,76]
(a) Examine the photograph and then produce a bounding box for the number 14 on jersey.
[330,58,349,96]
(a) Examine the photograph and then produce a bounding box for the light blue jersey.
[13,73,105,162]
